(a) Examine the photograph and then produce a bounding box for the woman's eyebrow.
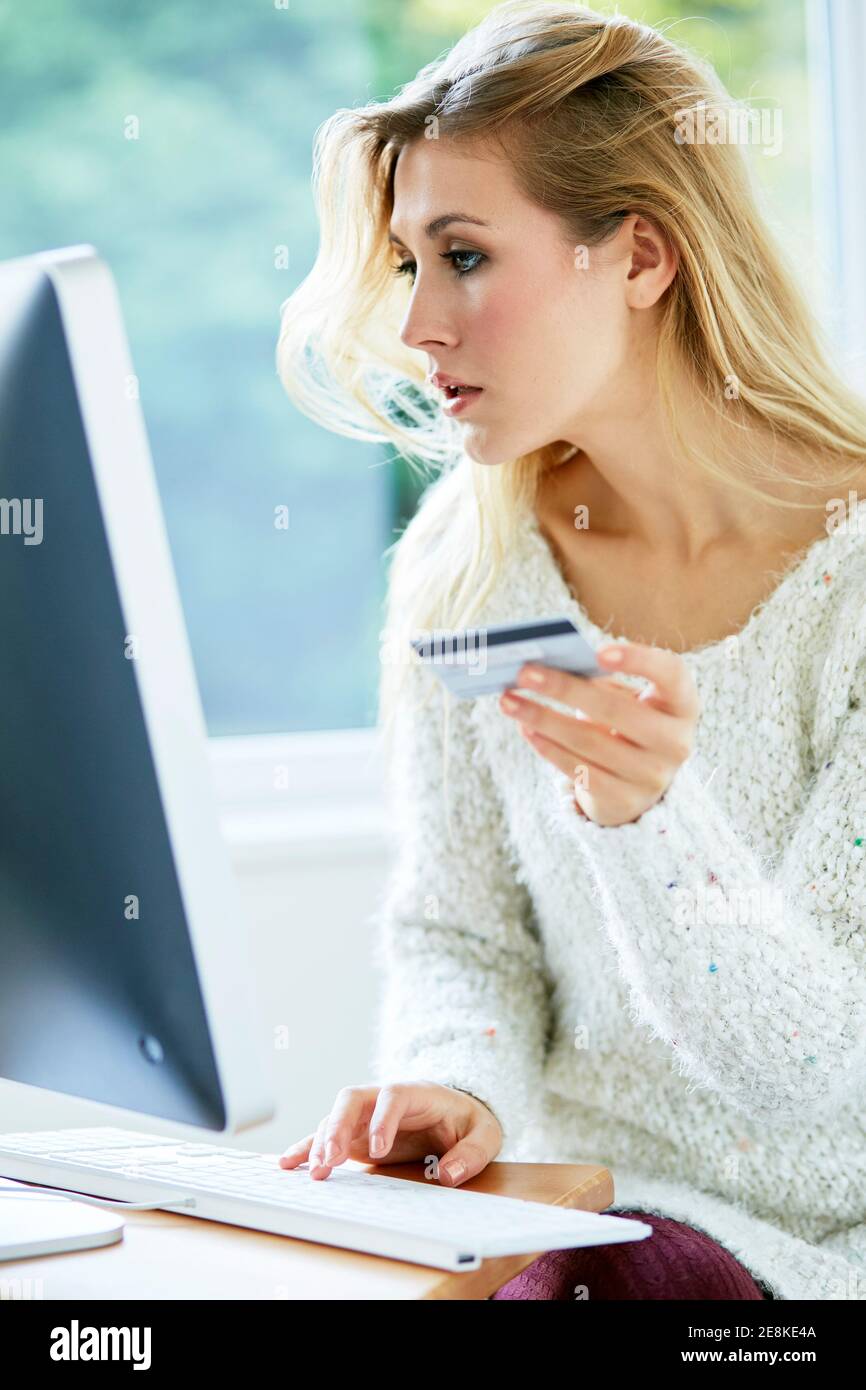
[387,213,492,247]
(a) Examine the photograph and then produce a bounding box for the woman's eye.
[391,249,486,283]
[444,249,486,277]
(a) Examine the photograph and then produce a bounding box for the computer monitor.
[0,244,274,1134]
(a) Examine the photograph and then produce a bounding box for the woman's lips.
[442,387,484,417]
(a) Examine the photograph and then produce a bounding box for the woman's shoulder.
[808,498,866,620]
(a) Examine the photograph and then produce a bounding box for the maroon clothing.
[491,1211,773,1300]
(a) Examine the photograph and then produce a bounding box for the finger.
[518,649,698,721]
[508,668,692,760]
[436,1121,498,1187]
[517,711,667,788]
[519,725,630,797]
[510,668,653,742]
[518,699,645,774]
[310,1087,382,1178]
[307,1115,336,1178]
[508,691,675,784]
[315,1086,377,1170]
[366,1082,439,1163]
[366,1084,406,1162]
[586,673,642,698]
[595,644,699,718]
[278,1133,315,1169]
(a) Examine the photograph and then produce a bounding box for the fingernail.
[441,1160,466,1184]
[599,647,623,664]
[521,667,545,685]
[370,1133,386,1155]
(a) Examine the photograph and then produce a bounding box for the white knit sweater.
[371,488,866,1301]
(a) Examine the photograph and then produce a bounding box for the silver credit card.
[408,615,604,699]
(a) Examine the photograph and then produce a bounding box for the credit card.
[408,615,605,700]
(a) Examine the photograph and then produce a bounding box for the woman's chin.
[463,430,544,467]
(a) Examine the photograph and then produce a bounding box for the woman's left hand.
[498,642,701,827]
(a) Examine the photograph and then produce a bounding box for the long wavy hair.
[276,0,866,801]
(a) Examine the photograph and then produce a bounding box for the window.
[0,0,390,737]
[2,0,860,775]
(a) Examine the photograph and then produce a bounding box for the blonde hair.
[276,0,866,791]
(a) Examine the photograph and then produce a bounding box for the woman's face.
[390,136,667,466]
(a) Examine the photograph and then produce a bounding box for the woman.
[276,1,866,1300]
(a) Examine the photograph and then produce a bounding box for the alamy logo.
[49,1320,151,1369]
[0,497,43,545]
[673,98,783,157]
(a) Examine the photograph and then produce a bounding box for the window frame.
[806,0,866,390]
[210,727,389,864]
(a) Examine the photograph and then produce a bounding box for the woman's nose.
[399,287,457,353]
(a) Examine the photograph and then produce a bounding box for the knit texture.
[370,489,866,1301]
[491,1210,770,1299]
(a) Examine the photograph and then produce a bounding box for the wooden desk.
[1,1161,613,1300]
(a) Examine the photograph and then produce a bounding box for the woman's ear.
[622,213,678,307]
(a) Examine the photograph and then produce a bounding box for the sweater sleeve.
[369,659,554,1157]
[547,651,866,1125]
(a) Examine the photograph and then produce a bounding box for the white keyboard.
[0,1126,653,1273]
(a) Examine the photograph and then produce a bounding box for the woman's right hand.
[278,1080,503,1187]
